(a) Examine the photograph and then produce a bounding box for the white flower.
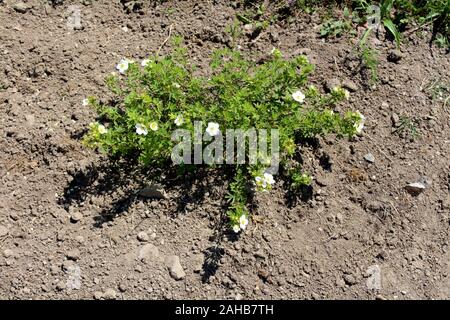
[292,90,305,103]
[354,111,365,134]
[255,176,267,189]
[135,123,148,136]
[174,115,184,126]
[263,172,275,186]
[116,58,130,74]
[98,124,107,135]
[82,98,89,106]
[173,83,181,89]
[344,89,350,100]
[239,215,249,230]
[255,172,276,190]
[332,86,349,100]
[206,122,220,136]
[141,59,150,67]
[149,121,158,131]
[232,225,240,233]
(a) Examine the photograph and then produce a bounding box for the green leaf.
[383,18,401,47]
[359,27,373,47]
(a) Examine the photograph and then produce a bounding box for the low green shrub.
[83,38,364,233]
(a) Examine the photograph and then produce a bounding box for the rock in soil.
[405,176,432,196]
[364,153,375,163]
[70,212,83,223]
[13,3,29,13]
[165,255,186,280]
[137,231,149,242]
[0,225,9,237]
[405,182,426,196]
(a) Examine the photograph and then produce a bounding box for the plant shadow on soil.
[59,154,243,282]
[59,135,326,281]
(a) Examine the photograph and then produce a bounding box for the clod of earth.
[138,243,160,263]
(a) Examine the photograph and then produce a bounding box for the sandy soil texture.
[0,0,449,299]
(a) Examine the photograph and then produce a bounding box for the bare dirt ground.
[0,0,449,300]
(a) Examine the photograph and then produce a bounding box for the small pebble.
[103,288,117,300]
[0,225,9,237]
[70,212,83,223]
[137,231,149,242]
[364,153,375,163]
[13,3,29,13]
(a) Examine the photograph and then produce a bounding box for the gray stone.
[137,184,167,199]
[405,182,426,196]
[165,255,186,280]
[70,212,83,223]
[137,231,149,242]
[364,153,375,163]
[387,50,404,63]
[13,3,29,13]
[405,177,431,196]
